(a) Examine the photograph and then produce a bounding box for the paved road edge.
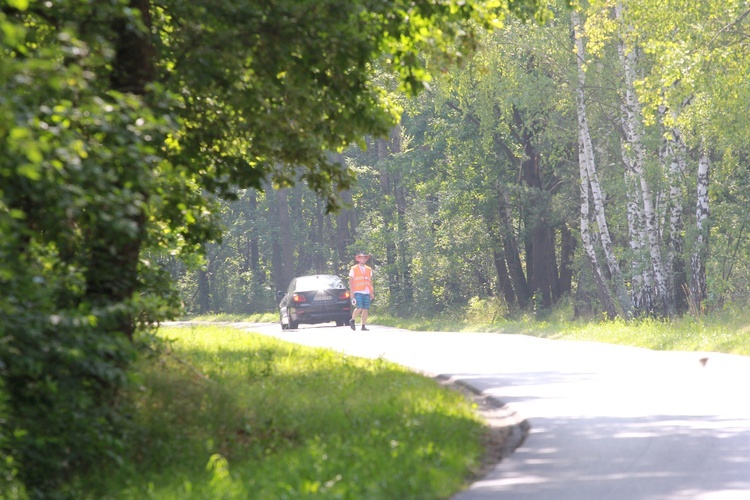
[435,374,530,460]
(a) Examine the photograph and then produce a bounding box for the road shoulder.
[435,374,530,481]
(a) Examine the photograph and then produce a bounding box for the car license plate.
[316,295,333,301]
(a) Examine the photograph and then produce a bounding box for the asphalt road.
[241,322,750,499]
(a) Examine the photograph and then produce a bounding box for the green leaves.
[1,0,554,493]
[6,0,29,9]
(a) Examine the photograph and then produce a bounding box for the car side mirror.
[276,291,285,301]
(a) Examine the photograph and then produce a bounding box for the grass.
[109,302,748,499]
[373,301,750,356]
[83,325,487,499]
[186,312,279,323]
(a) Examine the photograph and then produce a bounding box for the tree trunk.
[84,0,155,340]
[268,183,287,292]
[530,223,556,307]
[624,169,654,314]
[335,188,356,275]
[558,222,575,297]
[492,248,517,306]
[313,197,326,272]
[196,267,211,314]
[247,190,261,280]
[616,1,671,317]
[690,146,710,312]
[514,106,558,308]
[497,187,530,308]
[391,127,414,303]
[664,125,688,313]
[579,144,619,319]
[574,266,596,319]
[276,188,294,285]
[377,137,397,303]
[572,10,630,318]
[331,152,357,274]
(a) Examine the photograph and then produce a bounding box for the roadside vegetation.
[75,324,486,499]
[5,1,750,496]
[373,300,750,357]
[190,299,750,357]
[29,304,742,497]
[186,313,279,324]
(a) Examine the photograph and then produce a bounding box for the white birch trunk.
[615,2,671,316]
[624,169,653,312]
[663,123,687,309]
[573,10,632,318]
[690,145,710,312]
[579,134,618,319]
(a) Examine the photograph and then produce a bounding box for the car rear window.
[296,275,344,291]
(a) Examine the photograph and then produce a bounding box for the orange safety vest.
[350,265,373,293]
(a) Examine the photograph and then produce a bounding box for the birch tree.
[614,1,672,316]
[662,118,688,313]
[573,9,633,318]
[690,145,710,311]
[624,0,750,311]
[578,131,619,318]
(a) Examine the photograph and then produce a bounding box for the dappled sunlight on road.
[468,414,750,499]
[241,322,750,499]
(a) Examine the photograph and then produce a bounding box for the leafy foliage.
[175,0,750,325]
[1,0,547,495]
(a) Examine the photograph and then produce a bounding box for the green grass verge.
[185,312,279,323]
[85,325,486,499]
[373,304,750,356]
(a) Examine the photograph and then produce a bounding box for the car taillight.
[292,293,306,303]
[340,291,350,300]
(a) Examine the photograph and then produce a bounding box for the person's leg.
[360,294,371,330]
[350,293,364,329]
[349,309,357,329]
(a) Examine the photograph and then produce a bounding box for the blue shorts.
[354,292,371,309]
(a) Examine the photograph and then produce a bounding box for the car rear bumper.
[291,304,351,324]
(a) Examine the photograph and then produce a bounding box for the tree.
[586,0,750,314]
[573,8,624,318]
[0,0,549,493]
[166,0,750,328]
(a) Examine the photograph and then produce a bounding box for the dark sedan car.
[277,274,352,330]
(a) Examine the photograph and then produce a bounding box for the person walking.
[349,251,374,331]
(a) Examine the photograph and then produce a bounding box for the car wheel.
[280,312,288,330]
[289,319,299,329]
[335,320,345,327]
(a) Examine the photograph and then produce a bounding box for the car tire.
[289,319,299,329]
[335,320,345,327]
[280,312,288,330]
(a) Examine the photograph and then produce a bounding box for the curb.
[434,374,530,460]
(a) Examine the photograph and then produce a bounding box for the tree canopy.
[0,0,551,495]
[8,0,750,495]
[177,0,750,324]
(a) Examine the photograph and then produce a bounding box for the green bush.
[0,306,135,498]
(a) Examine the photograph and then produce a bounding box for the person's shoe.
[349,319,355,330]
[361,325,369,331]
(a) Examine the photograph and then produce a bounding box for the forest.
[0,0,543,495]
[177,1,750,322]
[2,0,750,496]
